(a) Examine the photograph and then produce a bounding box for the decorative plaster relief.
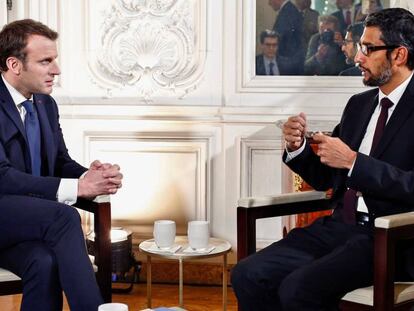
[88,0,206,100]
[119,0,177,14]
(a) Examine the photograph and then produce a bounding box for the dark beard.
[362,60,392,87]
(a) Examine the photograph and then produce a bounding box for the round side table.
[139,236,231,310]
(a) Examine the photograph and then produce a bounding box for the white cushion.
[0,268,20,282]
[0,256,97,283]
[342,282,414,305]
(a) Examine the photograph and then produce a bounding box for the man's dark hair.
[365,8,414,70]
[346,22,364,43]
[318,15,339,31]
[260,29,280,44]
[0,19,58,71]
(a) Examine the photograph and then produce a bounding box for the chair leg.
[237,208,257,261]
[94,201,112,303]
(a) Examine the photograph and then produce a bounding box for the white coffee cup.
[188,220,210,250]
[98,303,129,311]
[153,220,176,249]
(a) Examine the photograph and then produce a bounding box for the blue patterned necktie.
[22,100,41,176]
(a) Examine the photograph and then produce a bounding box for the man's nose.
[51,61,61,75]
[354,48,364,65]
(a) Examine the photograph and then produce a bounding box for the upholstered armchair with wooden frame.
[237,190,414,311]
[0,195,112,303]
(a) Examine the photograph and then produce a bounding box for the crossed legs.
[231,217,374,311]
[0,195,103,311]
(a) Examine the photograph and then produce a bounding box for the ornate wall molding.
[82,130,213,239]
[240,138,283,197]
[87,0,207,100]
[239,137,284,246]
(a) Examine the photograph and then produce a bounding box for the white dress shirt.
[264,56,280,75]
[285,72,414,213]
[341,7,355,24]
[2,75,78,205]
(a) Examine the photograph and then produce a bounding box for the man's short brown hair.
[318,15,339,30]
[0,19,58,71]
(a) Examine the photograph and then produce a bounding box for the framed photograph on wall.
[238,0,391,93]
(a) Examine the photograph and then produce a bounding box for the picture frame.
[237,0,377,94]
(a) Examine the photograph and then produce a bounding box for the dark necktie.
[371,98,394,153]
[345,10,352,26]
[269,62,275,75]
[342,98,394,224]
[22,100,41,176]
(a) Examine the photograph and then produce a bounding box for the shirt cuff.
[284,138,306,162]
[57,178,78,205]
[347,156,357,177]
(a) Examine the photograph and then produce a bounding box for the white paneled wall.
[8,0,401,262]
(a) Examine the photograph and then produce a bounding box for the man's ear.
[392,46,409,67]
[5,57,22,75]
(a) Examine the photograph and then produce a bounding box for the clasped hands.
[78,160,123,199]
[282,112,356,169]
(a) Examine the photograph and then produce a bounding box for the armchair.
[0,195,112,303]
[237,191,414,311]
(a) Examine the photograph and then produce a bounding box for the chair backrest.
[236,192,414,311]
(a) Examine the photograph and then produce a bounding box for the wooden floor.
[0,283,238,311]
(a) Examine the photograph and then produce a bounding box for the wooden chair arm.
[74,195,112,303]
[375,211,414,229]
[75,195,110,213]
[238,191,329,208]
[373,212,414,310]
[237,191,331,261]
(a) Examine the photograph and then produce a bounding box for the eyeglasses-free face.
[341,39,354,46]
[262,37,279,59]
[356,42,399,56]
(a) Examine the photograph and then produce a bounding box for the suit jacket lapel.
[34,95,55,174]
[0,78,27,143]
[258,55,265,75]
[371,76,414,157]
[348,94,378,151]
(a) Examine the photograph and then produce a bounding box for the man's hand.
[78,160,123,199]
[88,160,112,171]
[315,44,329,62]
[282,112,307,151]
[89,160,122,191]
[313,133,357,169]
[334,31,343,46]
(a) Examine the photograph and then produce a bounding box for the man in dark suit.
[294,0,319,49]
[256,30,280,76]
[269,0,304,75]
[339,22,364,76]
[0,20,123,311]
[232,8,414,310]
[332,0,359,36]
